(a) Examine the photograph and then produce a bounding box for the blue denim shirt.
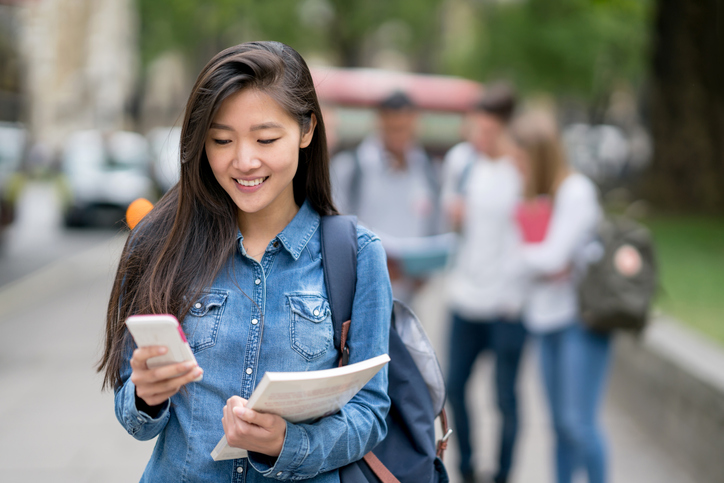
[115,200,392,482]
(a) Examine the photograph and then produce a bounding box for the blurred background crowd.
[0,1,722,482]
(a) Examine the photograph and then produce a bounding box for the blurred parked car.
[0,122,27,234]
[147,126,181,193]
[59,130,155,227]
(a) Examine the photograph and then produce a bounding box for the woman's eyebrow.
[250,122,284,132]
[209,121,285,132]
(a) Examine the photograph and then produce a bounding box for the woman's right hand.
[130,346,203,407]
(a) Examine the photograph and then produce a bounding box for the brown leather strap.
[363,451,401,483]
[436,408,451,460]
[340,320,350,350]
[338,320,351,367]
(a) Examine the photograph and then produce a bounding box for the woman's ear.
[299,113,317,149]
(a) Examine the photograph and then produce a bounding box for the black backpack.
[578,215,658,333]
[320,215,451,483]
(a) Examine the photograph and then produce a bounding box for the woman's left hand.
[222,396,287,457]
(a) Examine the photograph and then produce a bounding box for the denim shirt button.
[246,368,253,375]
[277,472,283,477]
[251,318,258,325]
[195,302,202,309]
[313,310,320,316]
[236,466,243,474]
[254,279,261,285]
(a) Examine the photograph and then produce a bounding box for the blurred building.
[15,0,139,151]
[139,50,188,132]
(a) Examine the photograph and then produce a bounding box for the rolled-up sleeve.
[248,230,392,479]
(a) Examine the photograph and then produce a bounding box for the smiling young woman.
[97,41,392,482]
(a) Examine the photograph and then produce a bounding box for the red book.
[515,197,552,243]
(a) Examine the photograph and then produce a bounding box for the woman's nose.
[233,144,262,171]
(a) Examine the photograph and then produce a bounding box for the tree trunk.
[647,0,724,213]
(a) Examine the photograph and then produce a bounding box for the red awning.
[311,67,483,113]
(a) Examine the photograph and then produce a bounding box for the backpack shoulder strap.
[320,215,358,365]
[420,150,440,194]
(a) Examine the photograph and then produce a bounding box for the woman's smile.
[235,176,269,189]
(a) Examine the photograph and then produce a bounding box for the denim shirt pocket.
[286,293,333,361]
[183,289,228,353]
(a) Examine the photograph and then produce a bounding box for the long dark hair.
[98,41,337,390]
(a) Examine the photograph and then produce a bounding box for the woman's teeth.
[236,177,267,187]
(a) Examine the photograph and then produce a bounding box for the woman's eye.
[258,138,279,145]
[213,139,231,145]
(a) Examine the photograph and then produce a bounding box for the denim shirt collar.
[235,199,320,261]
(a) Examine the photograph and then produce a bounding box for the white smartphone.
[125,314,202,382]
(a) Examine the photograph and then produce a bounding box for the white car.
[60,130,156,227]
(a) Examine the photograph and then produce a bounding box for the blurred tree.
[136,0,441,72]
[324,0,442,69]
[136,0,300,73]
[646,0,724,213]
[442,0,653,120]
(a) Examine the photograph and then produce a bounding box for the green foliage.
[136,0,441,70]
[136,0,654,106]
[442,0,654,101]
[136,0,315,69]
[644,216,724,347]
[325,0,441,67]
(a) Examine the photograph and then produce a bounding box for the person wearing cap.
[329,90,441,303]
[441,83,528,483]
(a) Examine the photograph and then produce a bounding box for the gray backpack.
[578,215,658,333]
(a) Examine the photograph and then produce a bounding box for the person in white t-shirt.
[511,111,609,483]
[442,84,527,483]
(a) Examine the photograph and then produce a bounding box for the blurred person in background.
[441,84,527,483]
[330,91,440,303]
[511,110,609,483]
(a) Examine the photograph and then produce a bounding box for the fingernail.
[158,347,167,354]
[194,368,203,376]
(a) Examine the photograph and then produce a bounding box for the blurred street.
[0,181,699,482]
[0,181,119,287]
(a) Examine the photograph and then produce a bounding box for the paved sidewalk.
[0,236,697,482]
